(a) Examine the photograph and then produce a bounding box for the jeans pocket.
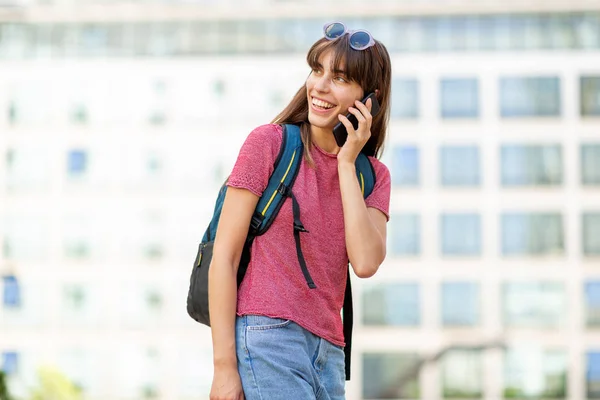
[245,315,292,331]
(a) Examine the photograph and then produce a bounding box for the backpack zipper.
[196,243,205,267]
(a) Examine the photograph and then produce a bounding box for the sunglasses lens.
[324,23,345,40]
[349,31,371,49]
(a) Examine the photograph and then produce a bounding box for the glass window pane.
[390,214,420,256]
[2,214,49,261]
[441,214,481,255]
[500,77,561,117]
[582,144,600,185]
[440,78,479,118]
[501,213,564,256]
[441,282,479,326]
[583,213,600,256]
[501,145,563,186]
[581,77,600,116]
[1,352,19,375]
[442,350,482,398]
[575,14,600,49]
[503,282,566,328]
[2,275,21,308]
[440,146,480,186]
[588,352,600,398]
[391,79,419,119]
[362,283,420,326]
[585,281,600,327]
[392,146,419,186]
[363,353,420,399]
[67,149,87,175]
[505,348,567,398]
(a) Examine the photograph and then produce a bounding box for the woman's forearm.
[338,162,385,277]
[208,254,239,369]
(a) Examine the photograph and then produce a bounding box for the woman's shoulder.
[247,123,284,145]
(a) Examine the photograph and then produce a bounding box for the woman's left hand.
[336,97,373,165]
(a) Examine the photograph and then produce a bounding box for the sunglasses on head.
[323,22,376,51]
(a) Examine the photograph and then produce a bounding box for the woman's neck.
[310,125,340,155]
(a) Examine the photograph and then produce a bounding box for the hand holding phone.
[332,92,380,148]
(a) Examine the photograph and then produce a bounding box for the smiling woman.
[207,22,392,400]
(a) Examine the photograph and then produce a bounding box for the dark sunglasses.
[323,22,376,51]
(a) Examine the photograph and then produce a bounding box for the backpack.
[186,123,376,381]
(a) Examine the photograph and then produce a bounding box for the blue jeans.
[235,315,346,400]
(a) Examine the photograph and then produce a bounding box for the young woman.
[208,22,392,400]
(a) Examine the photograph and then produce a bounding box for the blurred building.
[1,0,600,399]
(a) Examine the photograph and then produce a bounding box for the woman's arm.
[209,186,258,400]
[338,162,387,278]
[336,98,388,278]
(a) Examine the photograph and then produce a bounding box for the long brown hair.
[272,34,392,161]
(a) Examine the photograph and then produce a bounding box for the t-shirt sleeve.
[227,124,283,197]
[365,157,391,221]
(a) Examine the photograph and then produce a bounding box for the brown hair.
[272,34,392,162]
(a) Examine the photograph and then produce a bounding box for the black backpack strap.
[291,192,317,289]
[342,267,353,380]
[343,154,377,381]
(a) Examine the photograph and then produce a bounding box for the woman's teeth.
[312,98,335,109]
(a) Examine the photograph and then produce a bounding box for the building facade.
[1,1,600,399]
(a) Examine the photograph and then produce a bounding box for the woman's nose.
[314,75,330,92]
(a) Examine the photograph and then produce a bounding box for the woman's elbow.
[352,253,386,278]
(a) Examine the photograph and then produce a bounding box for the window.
[582,144,600,185]
[363,353,420,399]
[1,352,18,375]
[2,275,21,308]
[441,282,479,326]
[585,281,600,327]
[5,146,51,191]
[440,78,479,118]
[63,215,92,259]
[120,283,165,327]
[362,283,420,326]
[390,214,421,256]
[2,215,49,261]
[583,213,600,256]
[391,79,419,119]
[441,214,481,255]
[505,348,567,398]
[67,149,87,176]
[442,350,482,398]
[392,146,419,186]
[501,145,563,186]
[116,346,161,399]
[500,77,561,117]
[501,213,564,256]
[581,76,600,116]
[502,282,565,328]
[588,352,600,398]
[440,146,480,186]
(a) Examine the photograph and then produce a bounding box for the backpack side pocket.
[187,241,214,326]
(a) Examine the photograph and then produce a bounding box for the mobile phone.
[332,92,381,148]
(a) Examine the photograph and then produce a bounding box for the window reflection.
[362,282,420,326]
[502,282,565,328]
[363,353,420,399]
[504,348,567,398]
[501,213,564,256]
[501,145,563,186]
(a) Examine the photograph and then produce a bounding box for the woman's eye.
[335,76,347,83]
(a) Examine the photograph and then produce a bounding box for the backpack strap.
[343,151,377,381]
[250,124,304,236]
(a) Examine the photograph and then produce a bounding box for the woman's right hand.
[210,366,245,400]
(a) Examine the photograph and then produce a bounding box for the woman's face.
[305,49,364,131]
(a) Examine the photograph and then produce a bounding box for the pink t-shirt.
[227,124,391,346]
